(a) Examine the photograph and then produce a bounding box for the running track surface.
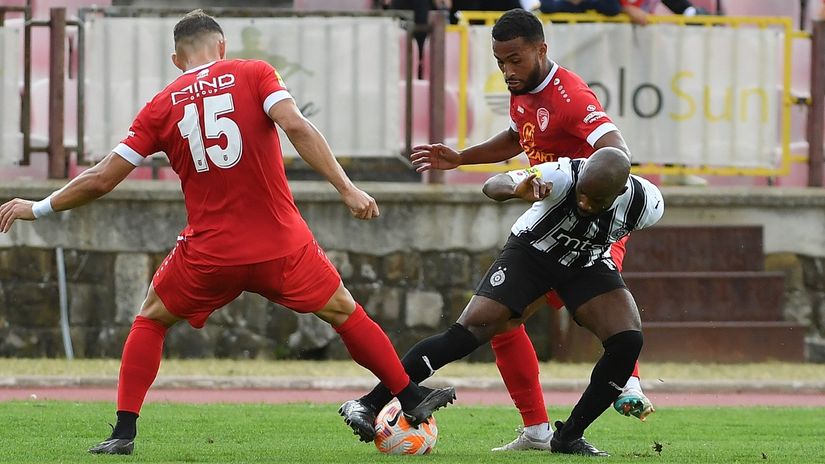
[2,388,824,407]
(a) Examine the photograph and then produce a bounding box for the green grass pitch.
[0,401,822,463]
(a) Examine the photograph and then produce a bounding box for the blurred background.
[0,0,824,366]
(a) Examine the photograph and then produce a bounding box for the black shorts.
[475,234,626,318]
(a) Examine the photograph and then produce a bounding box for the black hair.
[491,8,544,43]
[173,9,224,46]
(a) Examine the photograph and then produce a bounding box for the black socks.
[361,323,481,412]
[111,411,139,440]
[558,330,643,442]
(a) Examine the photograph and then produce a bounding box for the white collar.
[183,61,217,75]
[529,61,559,94]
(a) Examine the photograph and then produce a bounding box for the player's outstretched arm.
[483,173,551,203]
[410,128,522,172]
[0,152,135,233]
[268,98,378,220]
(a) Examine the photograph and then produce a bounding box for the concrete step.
[549,318,806,363]
[623,271,786,321]
[623,225,764,272]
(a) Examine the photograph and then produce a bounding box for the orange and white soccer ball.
[373,399,438,455]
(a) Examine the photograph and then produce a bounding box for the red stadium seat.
[401,79,474,148]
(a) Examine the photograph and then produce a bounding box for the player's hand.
[513,174,552,202]
[410,144,461,172]
[0,198,36,233]
[341,187,380,220]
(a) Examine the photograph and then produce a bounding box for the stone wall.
[2,181,825,361]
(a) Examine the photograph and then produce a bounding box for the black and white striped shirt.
[506,158,664,268]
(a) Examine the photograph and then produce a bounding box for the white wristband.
[32,196,54,219]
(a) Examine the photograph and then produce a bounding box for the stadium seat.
[420,30,464,88]
[401,79,473,148]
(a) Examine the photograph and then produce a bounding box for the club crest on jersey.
[171,73,236,105]
[537,108,550,132]
[489,267,506,287]
[609,227,629,241]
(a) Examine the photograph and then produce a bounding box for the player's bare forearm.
[483,172,550,203]
[594,130,632,160]
[482,174,518,201]
[49,153,134,212]
[459,129,522,166]
[286,119,355,194]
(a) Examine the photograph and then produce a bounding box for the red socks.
[117,316,168,414]
[632,360,640,379]
[491,325,549,426]
[335,304,410,395]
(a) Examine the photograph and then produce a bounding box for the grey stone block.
[114,253,151,324]
[405,290,444,329]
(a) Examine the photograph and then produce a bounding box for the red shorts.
[152,238,341,328]
[545,235,628,310]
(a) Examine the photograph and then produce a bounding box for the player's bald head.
[173,9,224,51]
[579,147,631,198]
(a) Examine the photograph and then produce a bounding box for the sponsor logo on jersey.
[520,122,555,163]
[583,111,608,124]
[537,108,550,131]
[489,267,506,287]
[171,73,236,105]
[553,230,603,251]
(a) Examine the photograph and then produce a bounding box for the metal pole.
[405,20,414,160]
[22,6,32,165]
[426,10,447,184]
[75,17,86,164]
[808,20,825,187]
[48,8,67,179]
[56,247,74,360]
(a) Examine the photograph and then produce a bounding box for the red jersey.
[509,62,618,167]
[113,59,312,266]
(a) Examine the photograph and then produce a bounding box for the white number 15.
[177,93,243,172]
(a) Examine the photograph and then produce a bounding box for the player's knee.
[320,283,356,314]
[603,330,643,360]
[137,286,179,326]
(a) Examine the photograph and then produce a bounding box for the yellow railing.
[448,12,805,176]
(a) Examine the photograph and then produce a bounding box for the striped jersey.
[506,158,664,268]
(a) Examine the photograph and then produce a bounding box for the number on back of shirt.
[177,93,243,172]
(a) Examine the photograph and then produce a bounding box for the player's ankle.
[112,411,139,439]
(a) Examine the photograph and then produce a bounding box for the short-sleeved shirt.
[509,62,618,166]
[113,59,313,266]
[505,158,664,268]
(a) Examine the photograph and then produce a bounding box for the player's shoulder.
[554,64,592,93]
[224,58,274,72]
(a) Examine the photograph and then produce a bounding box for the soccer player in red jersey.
[409,9,653,451]
[0,9,455,455]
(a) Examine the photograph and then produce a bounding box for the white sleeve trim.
[586,122,619,146]
[113,143,144,166]
[263,90,293,114]
[509,119,518,131]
